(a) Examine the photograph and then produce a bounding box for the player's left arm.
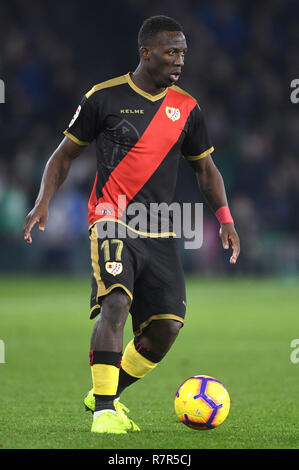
[190,154,240,264]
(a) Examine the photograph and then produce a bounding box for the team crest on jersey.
[105,261,123,276]
[166,106,180,122]
[68,105,81,128]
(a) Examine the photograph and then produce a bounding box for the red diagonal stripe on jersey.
[88,171,99,223]
[92,88,196,223]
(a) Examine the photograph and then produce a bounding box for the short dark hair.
[138,15,183,47]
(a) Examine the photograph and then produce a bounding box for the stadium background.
[1,0,298,278]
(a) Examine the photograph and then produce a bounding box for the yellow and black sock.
[116,337,164,397]
[89,349,122,412]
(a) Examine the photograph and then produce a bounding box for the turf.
[0,276,298,449]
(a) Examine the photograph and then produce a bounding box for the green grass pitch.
[0,276,298,449]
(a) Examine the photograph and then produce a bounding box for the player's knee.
[101,289,130,330]
[145,319,182,344]
[162,319,182,340]
[141,319,182,357]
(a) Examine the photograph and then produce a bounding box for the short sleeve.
[182,104,214,161]
[63,94,100,146]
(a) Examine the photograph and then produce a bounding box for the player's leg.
[85,318,183,410]
[88,290,141,432]
[137,318,182,356]
[90,288,129,411]
[116,319,183,396]
[89,288,131,434]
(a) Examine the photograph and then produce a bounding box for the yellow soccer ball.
[174,375,230,430]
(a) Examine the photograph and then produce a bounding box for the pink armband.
[215,206,234,225]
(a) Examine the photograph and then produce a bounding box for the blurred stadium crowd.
[0,0,298,276]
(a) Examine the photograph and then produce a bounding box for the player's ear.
[139,46,151,61]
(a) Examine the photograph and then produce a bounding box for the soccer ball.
[174,375,230,430]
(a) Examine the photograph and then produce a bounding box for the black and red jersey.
[64,72,214,235]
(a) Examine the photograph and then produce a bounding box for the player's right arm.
[23,136,84,244]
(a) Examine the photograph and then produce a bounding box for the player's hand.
[219,223,240,264]
[23,203,49,244]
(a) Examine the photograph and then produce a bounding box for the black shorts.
[89,220,186,336]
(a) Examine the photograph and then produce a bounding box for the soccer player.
[24,16,240,434]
